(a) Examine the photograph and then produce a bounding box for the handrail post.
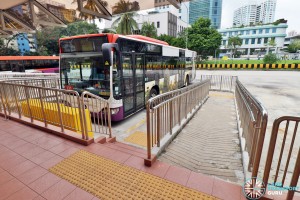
[0,84,8,119]
[38,88,47,127]
[12,85,21,118]
[220,76,223,91]
[146,102,152,160]
[169,101,173,135]
[77,94,86,140]
[157,107,161,147]
[107,102,112,138]
[286,148,300,200]
[55,90,64,133]
[24,84,33,123]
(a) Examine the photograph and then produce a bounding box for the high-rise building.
[233,0,277,27]
[189,0,222,29]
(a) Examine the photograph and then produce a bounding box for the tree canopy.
[140,22,157,38]
[187,18,222,59]
[287,39,300,53]
[111,0,139,35]
[228,36,242,58]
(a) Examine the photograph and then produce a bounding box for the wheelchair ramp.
[159,91,244,183]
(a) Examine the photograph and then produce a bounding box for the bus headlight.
[110,108,120,115]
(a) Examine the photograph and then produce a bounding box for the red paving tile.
[14,143,37,154]
[23,133,46,142]
[48,143,72,154]
[141,160,170,178]
[58,146,79,158]
[33,196,46,200]
[8,160,37,177]
[0,154,27,170]
[124,155,145,170]
[41,179,76,200]
[21,146,46,159]
[32,136,63,150]
[107,150,132,163]
[186,171,215,195]
[30,151,56,165]
[0,178,25,200]
[6,186,38,200]
[63,187,94,200]
[39,155,64,170]
[164,165,191,186]
[7,139,29,150]
[212,178,242,200]
[17,166,48,185]
[0,171,14,185]
[0,150,18,162]
[28,173,62,194]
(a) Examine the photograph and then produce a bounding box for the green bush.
[263,53,279,64]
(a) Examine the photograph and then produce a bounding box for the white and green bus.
[59,34,196,121]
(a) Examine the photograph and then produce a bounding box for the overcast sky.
[221,0,299,33]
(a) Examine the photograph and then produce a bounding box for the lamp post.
[181,1,189,49]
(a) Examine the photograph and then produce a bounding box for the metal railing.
[2,78,60,89]
[235,80,268,179]
[0,72,58,79]
[198,75,237,92]
[262,116,300,200]
[0,81,112,141]
[146,80,210,160]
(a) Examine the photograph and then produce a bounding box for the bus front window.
[60,55,111,98]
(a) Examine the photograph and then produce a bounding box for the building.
[219,23,288,56]
[189,0,222,29]
[104,11,189,37]
[233,0,277,27]
[17,33,37,54]
[154,0,189,24]
[284,34,300,49]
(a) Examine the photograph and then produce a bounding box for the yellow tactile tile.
[124,131,148,147]
[50,150,218,200]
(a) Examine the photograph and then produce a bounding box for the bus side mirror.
[102,43,119,67]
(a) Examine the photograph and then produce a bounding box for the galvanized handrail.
[146,80,210,161]
[0,80,112,141]
[235,80,268,179]
[198,75,237,92]
[262,116,300,200]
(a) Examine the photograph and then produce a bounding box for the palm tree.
[111,0,140,35]
[140,22,157,38]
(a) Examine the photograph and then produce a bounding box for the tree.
[36,21,99,55]
[228,36,242,58]
[187,18,222,59]
[266,38,277,54]
[102,28,116,33]
[111,0,139,35]
[140,22,157,38]
[263,53,279,64]
[156,34,175,45]
[287,39,300,53]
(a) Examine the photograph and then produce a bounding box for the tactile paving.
[124,131,148,147]
[50,150,219,200]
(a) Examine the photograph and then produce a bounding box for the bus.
[59,34,196,121]
[0,56,59,73]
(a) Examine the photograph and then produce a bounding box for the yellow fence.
[21,99,93,138]
[196,63,300,69]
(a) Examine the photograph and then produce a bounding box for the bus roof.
[59,33,169,46]
[0,56,59,61]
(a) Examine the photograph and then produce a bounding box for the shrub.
[263,53,279,64]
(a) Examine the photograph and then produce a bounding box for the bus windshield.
[60,54,111,97]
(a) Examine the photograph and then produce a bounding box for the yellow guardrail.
[21,99,93,138]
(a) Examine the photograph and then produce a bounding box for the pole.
[182,2,189,49]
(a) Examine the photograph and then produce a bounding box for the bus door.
[121,53,145,117]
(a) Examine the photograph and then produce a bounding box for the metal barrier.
[0,81,111,141]
[262,116,300,200]
[146,80,210,161]
[235,80,268,178]
[198,75,237,92]
[2,78,60,89]
[0,72,58,79]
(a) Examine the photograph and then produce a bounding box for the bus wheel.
[185,76,190,87]
[149,88,158,98]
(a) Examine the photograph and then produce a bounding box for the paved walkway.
[159,91,244,183]
[0,116,246,200]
